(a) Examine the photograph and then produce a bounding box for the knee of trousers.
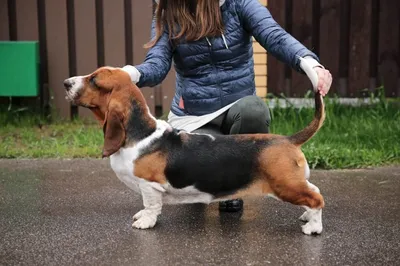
[234,95,271,126]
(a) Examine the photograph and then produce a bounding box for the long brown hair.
[144,0,224,48]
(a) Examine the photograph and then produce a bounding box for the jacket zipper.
[206,37,223,109]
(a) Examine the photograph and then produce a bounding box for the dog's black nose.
[63,79,72,91]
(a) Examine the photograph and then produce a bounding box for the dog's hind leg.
[299,181,321,222]
[259,146,324,235]
[132,182,164,229]
[297,160,319,223]
[269,176,324,235]
[300,205,323,235]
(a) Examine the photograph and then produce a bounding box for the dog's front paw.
[301,220,323,235]
[132,210,158,229]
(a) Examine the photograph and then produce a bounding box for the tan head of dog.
[63,67,152,157]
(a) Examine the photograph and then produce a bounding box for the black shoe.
[219,199,243,212]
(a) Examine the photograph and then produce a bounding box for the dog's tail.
[287,90,325,147]
[287,57,326,146]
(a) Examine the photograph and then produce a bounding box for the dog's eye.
[89,76,97,87]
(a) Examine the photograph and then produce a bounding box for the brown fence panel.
[378,0,399,97]
[268,0,400,98]
[337,0,350,96]
[10,0,40,108]
[103,0,125,67]
[0,0,9,106]
[45,0,70,118]
[291,0,313,97]
[132,0,155,115]
[319,0,341,96]
[0,0,9,40]
[267,0,286,96]
[348,0,372,97]
[74,0,98,119]
[15,0,38,41]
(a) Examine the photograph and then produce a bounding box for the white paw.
[133,210,145,221]
[301,221,323,235]
[299,210,312,222]
[132,211,157,229]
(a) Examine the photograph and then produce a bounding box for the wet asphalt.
[0,159,399,266]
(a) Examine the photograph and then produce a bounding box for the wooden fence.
[0,0,398,119]
[0,0,159,118]
[267,0,399,98]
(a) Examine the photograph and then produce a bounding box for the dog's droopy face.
[63,67,132,119]
[63,67,142,157]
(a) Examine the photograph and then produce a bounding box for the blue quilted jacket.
[135,0,319,116]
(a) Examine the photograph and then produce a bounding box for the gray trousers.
[193,95,271,136]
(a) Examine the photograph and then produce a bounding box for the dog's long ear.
[90,107,105,122]
[102,110,126,158]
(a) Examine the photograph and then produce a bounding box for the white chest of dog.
[109,121,215,229]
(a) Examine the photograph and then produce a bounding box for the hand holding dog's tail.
[288,57,326,146]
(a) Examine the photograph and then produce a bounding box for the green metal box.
[0,41,39,97]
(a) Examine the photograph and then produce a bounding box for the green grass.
[0,94,399,169]
[0,113,104,158]
[269,94,400,169]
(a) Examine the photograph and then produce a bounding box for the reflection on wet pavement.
[0,159,399,265]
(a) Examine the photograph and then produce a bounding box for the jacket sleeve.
[237,0,320,72]
[134,17,173,88]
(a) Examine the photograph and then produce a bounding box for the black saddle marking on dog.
[139,130,273,196]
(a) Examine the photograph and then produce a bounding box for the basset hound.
[63,63,326,235]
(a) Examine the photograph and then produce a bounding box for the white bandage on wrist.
[121,65,141,84]
[302,56,324,70]
[299,57,320,91]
